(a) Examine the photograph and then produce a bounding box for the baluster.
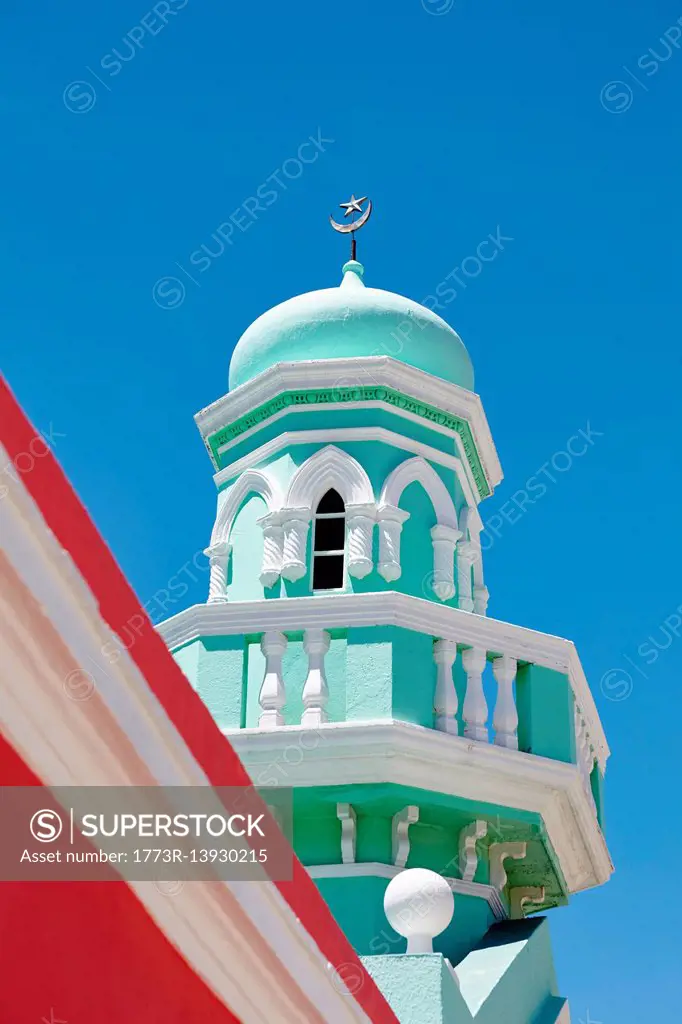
[461,647,489,742]
[346,503,376,579]
[433,639,458,735]
[204,542,231,604]
[280,510,311,582]
[258,631,287,728]
[492,654,519,750]
[575,707,597,811]
[377,504,410,582]
[301,628,331,727]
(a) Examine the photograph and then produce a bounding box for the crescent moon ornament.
[329,197,372,234]
[329,195,373,261]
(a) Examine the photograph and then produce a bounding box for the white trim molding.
[223,719,613,895]
[287,445,374,510]
[194,356,503,495]
[306,863,507,922]
[158,592,609,770]
[213,428,483,525]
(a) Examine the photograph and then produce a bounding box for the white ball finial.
[384,868,454,954]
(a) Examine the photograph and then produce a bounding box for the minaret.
[159,198,611,1024]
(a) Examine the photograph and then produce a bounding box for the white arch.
[210,468,283,545]
[459,504,474,540]
[286,445,374,510]
[380,457,458,528]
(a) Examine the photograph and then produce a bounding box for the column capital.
[376,503,411,525]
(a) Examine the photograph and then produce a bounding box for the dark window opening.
[312,488,345,590]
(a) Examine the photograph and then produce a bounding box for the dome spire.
[329,194,373,262]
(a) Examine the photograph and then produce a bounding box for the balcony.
[159,590,611,894]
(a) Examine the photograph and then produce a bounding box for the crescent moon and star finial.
[329,194,373,261]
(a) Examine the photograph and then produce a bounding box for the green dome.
[228,261,474,392]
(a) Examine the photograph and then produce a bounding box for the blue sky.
[2,0,681,1018]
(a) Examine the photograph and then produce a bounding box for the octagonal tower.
[159,238,611,1024]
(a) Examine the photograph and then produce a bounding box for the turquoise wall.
[173,635,245,729]
[516,665,576,764]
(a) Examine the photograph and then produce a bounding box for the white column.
[376,504,410,582]
[301,628,330,727]
[258,631,287,728]
[492,654,518,750]
[345,503,376,579]
[461,647,488,742]
[430,524,461,601]
[204,542,231,604]
[433,639,458,735]
[473,584,490,616]
[456,540,475,612]
[258,511,284,588]
[280,509,311,582]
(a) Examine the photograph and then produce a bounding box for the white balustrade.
[204,542,231,604]
[433,639,459,735]
[430,524,461,601]
[258,511,284,588]
[377,504,410,582]
[492,654,519,750]
[461,647,488,742]
[301,628,331,727]
[345,503,376,579]
[280,510,311,582]
[258,631,288,728]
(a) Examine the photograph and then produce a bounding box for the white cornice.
[224,720,613,896]
[194,357,503,493]
[306,863,507,922]
[213,427,482,523]
[157,592,609,769]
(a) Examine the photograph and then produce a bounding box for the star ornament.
[339,194,367,217]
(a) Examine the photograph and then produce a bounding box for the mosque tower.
[159,198,611,1024]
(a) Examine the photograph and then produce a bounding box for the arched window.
[312,489,346,590]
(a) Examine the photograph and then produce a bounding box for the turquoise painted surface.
[172,636,245,729]
[221,437,466,608]
[456,918,559,1023]
[226,493,268,601]
[362,919,564,1023]
[516,664,576,764]
[216,406,468,481]
[228,263,474,392]
[362,953,470,1024]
